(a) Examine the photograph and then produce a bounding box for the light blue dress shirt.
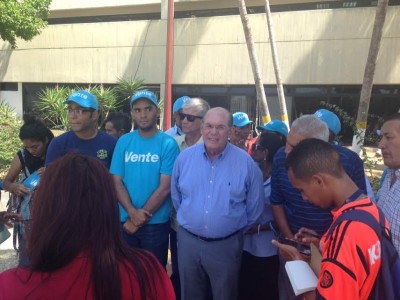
[165,124,184,137]
[243,178,278,257]
[171,142,264,238]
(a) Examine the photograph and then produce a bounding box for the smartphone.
[277,236,311,256]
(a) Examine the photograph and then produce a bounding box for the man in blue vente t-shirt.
[45,90,116,168]
[110,90,180,267]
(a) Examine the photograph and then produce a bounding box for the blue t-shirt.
[110,130,180,224]
[270,145,367,235]
[45,131,117,168]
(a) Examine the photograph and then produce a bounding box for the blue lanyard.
[345,189,364,203]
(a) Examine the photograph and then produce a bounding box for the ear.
[156,107,161,117]
[310,173,327,188]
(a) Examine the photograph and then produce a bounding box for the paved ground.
[0,191,18,272]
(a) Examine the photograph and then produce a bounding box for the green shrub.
[0,101,22,176]
[35,85,72,130]
[35,78,146,130]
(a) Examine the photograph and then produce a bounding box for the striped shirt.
[377,169,400,254]
[270,145,367,235]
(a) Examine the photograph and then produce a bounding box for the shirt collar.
[202,141,231,160]
[331,196,370,216]
[175,125,184,136]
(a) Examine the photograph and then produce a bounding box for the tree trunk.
[351,0,389,154]
[238,0,271,125]
[263,0,289,129]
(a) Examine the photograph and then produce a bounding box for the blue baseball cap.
[65,90,98,110]
[131,90,158,107]
[233,112,253,127]
[314,109,341,135]
[257,120,289,137]
[173,96,190,113]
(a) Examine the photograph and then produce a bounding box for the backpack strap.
[326,208,383,242]
[17,149,31,179]
[326,207,399,300]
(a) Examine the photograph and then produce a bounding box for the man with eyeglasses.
[170,97,210,299]
[171,107,264,300]
[110,90,180,268]
[45,90,117,168]
[230,112,253,151]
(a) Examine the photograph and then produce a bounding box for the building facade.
[0,0,399,142]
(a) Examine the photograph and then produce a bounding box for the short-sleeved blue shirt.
[110,130,179,224]
[270,145,367,235]
[45,131,116,168]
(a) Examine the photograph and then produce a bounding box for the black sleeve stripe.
[327,221,344,259]
[356,244,370,278]
[332,220,352,260]
[326,220,352,260]
[322,258,357,281]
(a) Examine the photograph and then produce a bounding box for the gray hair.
[182,98,210,117]
[291,115,329,142]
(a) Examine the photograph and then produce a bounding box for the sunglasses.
[251,144,265,151]
[179,112,202,122]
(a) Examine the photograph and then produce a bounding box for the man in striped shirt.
[377,113,400,254]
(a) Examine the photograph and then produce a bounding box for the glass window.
[0,83,18,91]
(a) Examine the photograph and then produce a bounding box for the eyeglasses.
[202,123,228,133]
[66,108,93,115]
[251,144,265,151]
[179,112,202,122]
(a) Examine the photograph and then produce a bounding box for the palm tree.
[351,0,389,154]
[238,0,271,125]
[36,85,72,130]
[263,0,289,129]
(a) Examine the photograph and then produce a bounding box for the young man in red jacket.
[274,138,386,299]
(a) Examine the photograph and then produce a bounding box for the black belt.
[183,227,240,242]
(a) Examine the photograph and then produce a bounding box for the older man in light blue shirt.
[171,107,264,300]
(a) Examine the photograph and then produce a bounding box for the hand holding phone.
[277,236,311,256]
[295,227,321,246]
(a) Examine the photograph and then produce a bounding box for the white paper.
[285,260,318,296]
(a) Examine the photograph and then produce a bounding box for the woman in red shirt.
[0,153,175,300]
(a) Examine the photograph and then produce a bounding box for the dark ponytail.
[19,115,54,143]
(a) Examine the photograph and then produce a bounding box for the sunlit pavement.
[0,191,18,272]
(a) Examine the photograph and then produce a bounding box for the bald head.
[203,107,233,127]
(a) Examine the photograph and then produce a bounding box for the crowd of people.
[0,89,399,300]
